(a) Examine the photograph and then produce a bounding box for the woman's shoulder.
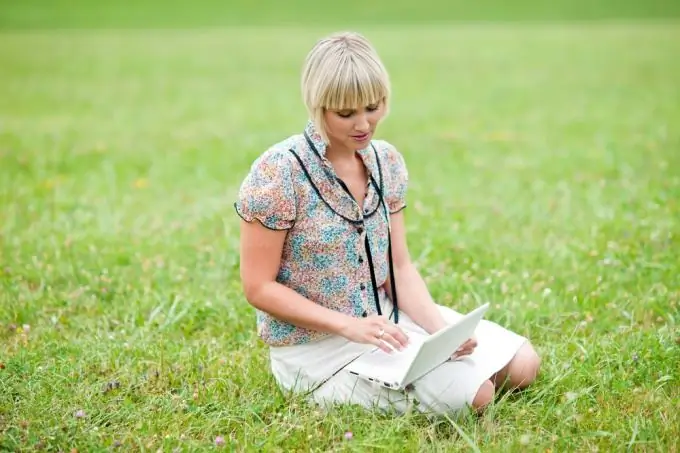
[370,139,409,212]
[370,139,408,174]
[235,134,304,230]
[246,134,302,174]
[371,138,400,157]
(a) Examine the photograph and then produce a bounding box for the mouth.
[351,132,371,142]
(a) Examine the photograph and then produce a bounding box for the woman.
[235,31,540,415]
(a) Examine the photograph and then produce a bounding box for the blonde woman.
[235,31,540,415]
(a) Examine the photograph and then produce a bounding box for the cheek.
[369,109,385,124]
[325,116,351,137]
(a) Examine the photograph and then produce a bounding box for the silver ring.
[377,328,385,339]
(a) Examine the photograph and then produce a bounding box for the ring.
[377,328,385,339]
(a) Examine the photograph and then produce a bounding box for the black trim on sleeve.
[233,202,295,231]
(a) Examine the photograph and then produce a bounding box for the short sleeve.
[382,142,409,214]
[234,149,297,230]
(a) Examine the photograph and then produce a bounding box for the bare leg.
[491,342,541,391]
[471,379,495,414]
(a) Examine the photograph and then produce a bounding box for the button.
[360,283,366,290]
[357,227,364,234]
[361,311,367,317]
[358,256,364,264]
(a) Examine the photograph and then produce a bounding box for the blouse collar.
[294,120,385,223]
[302,120,380,181]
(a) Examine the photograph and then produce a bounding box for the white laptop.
[345,303,490,391]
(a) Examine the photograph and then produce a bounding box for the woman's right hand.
[339,315,410,353]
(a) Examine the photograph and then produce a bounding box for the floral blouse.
[234,121,408,347]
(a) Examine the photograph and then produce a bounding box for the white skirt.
[269,301,527,415]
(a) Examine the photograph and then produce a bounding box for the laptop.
[345,303,490,391]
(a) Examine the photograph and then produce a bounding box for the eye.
[336,110,354,118]
[366,103,380,112]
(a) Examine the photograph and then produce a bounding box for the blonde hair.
[301,31,391,144]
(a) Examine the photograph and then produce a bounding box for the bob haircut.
[301,31,391,144]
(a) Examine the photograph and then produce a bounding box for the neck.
[324,143,356,163]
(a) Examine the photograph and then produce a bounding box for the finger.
[458,339,476,351]
[461,346,475,355]
[454,345,474,357]
[451,349,471,360]
[373,319,409,347]
[378,332,405,352]
[371,336,394,353]
[385,325,409,347]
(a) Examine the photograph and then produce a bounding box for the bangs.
[317,56,389,111]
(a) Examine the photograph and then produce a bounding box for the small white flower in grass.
[565,391,578,402]
[542,288,552,297]
[344,431,353,441]
[519,434,531,445]
[215,436,225,447]
[74,409,86,418]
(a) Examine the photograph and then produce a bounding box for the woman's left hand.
[451,336,478,360]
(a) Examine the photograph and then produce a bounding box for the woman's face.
[323,99,386,152]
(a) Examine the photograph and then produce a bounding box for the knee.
[471,379,495,413]
[528,347,541,380]
[511,343,541,388]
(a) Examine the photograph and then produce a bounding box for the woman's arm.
[240,219,352,334]
[383,211,478,357]
[239,219,409,352]
[383,210,449,334]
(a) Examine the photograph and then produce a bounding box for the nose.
[354,113,370,132]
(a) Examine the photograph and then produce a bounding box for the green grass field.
[1,1,680,451]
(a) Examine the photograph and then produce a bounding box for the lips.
[352,132,370,141]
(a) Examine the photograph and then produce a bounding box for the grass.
[2,0,680,28]
[1,6,680,452]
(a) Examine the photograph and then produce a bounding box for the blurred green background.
[1,0,679,451]
[2,0,680,28]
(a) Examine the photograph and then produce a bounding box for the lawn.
[1,2,679,452]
